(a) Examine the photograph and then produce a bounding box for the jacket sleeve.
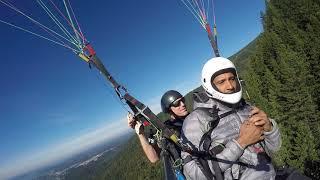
[181,112,211,179]
[263,118,281,156]
[215,139,244,171]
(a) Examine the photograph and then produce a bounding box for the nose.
[180,100,185,106]
[226,80,235,90]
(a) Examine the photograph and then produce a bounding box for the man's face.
[212,72,237,94]
[169,97,188,117]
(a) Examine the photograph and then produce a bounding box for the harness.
[183,91,236,180]
[162,119,185,171]
[150,119,186,180]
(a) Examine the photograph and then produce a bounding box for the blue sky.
[0,0,265,179]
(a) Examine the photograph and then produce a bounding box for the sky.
[0,0,265,179]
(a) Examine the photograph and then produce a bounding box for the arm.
[181,111,263,178]
[137,131,160,163]
[217,121,264,171]
[248,107,281,155]
[127,113,160,163]
[263,119,281,155]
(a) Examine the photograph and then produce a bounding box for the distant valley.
[12,132,132,180]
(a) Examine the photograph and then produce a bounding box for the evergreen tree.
[286,121,318,171]
[245,0,320,172]
[265,0,320,137]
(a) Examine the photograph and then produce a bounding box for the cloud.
[0,119,129,180]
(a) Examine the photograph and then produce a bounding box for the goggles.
[170,97,185,107]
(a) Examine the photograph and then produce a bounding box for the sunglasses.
[170,97,185,107]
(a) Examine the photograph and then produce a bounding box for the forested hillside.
[94,136,164,180]
[77,0,320,179]
[243,0,320,177]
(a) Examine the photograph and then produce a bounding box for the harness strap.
[193,91,210,103]
[198,158,214,180]
[183,155,193,164]
[219,110,236,119]
[209,144,225,156]
[162,139,181,164]
[199,107,234,151]
[211,160,223,180]
[194,105,236,180]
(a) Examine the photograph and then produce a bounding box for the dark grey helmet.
[161,90,183,113]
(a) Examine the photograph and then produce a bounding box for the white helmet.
[201,57,242,104]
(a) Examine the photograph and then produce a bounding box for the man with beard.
[181,57,281,180]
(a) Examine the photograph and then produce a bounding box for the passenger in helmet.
[127,90,189,163]
[161,90,189,119]
[181,57,281,180]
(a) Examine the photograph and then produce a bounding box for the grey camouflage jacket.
[181,98,281,180]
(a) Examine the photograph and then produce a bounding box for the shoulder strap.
[193,91,210,103]
[193,105,235,180]
[194,104,235,151]
[161,138,181,163]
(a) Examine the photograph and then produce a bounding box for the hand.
[127,113,144,135]
[249,107,272,132]
[127,113,136,129]
[237,121,264,148]
[134,121,144,135]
